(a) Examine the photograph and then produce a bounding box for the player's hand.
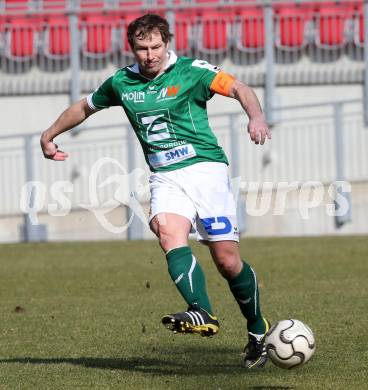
[40,139,69,161]
[247,115,272,145]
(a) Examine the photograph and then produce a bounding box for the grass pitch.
[0,236,367,390]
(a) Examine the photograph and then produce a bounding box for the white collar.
[127,50,177,79]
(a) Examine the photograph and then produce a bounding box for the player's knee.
[150,215,189,252]
[214,252,242,279]
[155,226,179,252]
[158,234,173,252]
[217,260,240,279]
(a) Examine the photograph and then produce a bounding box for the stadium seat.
[80,0,105,9]
[354,4,364,46]
[42,15,71,58]
[195,0,221,3]
[41,0,69,57]
[118,1,144,8]
[275,4,313,49]
[0,17,4,54]
[235,8,264,52]
[41,0,67,11]
[315,3,355,48]
[174,11,196,54]
[43,0,105,12]
[4,17,38,60]
[156,0,195,4]
[197,10,234,53]
[81,15,115,57]
[5,0,29,12]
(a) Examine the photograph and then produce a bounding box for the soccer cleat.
[162,304,219,337]
[242,318,271,369]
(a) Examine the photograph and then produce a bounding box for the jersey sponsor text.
[121,91,145,103]
[147,140,187,152]
[148,144,196,168]
[157,85,180,101]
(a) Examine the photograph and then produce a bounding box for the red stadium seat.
[4,17,38,59]
[5,0,29,12]
[42,0,67,11]
[195,0,220,3]
[0,17,5,53]
[355,4,364,46]
[156,0,191,4]
[275,4,313,49]
[235,8,264,51]
[82,15,115,57]
[0,15,4,30]
[197,10,234,53]
[80,0,105,9]
[118,1,144,8]
[43,15,70,58]
[41,0,69,57]
[315,3,355,48]
[174,11,197,53]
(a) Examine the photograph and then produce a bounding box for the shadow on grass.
[0,357,245,375]
[0,346,265,376]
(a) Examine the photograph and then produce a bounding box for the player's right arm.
[40,98,96,161]
[40,74,120,161]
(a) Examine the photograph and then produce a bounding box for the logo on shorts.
[200,216,232,235]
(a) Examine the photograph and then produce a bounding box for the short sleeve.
[190,59,220,101]
[87,76,121,110]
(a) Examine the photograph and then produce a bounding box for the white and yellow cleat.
[162,304,219,337]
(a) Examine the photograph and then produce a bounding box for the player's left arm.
[210,72,271,145]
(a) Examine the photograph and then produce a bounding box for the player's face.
[131,29,169,79]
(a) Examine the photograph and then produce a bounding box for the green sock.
[228,261,266,335]
[166,246,213,315]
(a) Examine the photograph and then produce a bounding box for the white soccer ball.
[265,319,316,369]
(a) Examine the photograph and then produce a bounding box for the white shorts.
[149,162,239,242]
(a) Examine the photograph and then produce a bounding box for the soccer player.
[40,14,272,369]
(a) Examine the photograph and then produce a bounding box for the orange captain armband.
[210,71,236,97]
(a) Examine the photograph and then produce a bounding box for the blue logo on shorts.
[200,216,232,235]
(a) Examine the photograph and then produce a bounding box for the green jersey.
[87,51,229,172]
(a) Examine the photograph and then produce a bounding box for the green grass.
[0,236,367,390]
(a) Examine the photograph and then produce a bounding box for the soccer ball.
[265,319,316,369]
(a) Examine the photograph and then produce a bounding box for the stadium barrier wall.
[0,96,367,242]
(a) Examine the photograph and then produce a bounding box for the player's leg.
[149,166,220,335]
[206,240,270,368]
[150,213,219,336]
[150,212,213,314]
[150,212,191,252]
[183,162,266,334]
[207,241,267,334]
[183,162,269,366]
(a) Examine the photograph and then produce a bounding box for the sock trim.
[249,266,258,317]
[188,255,196,293]
[174,273,184,284]
[166,246,190,256]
